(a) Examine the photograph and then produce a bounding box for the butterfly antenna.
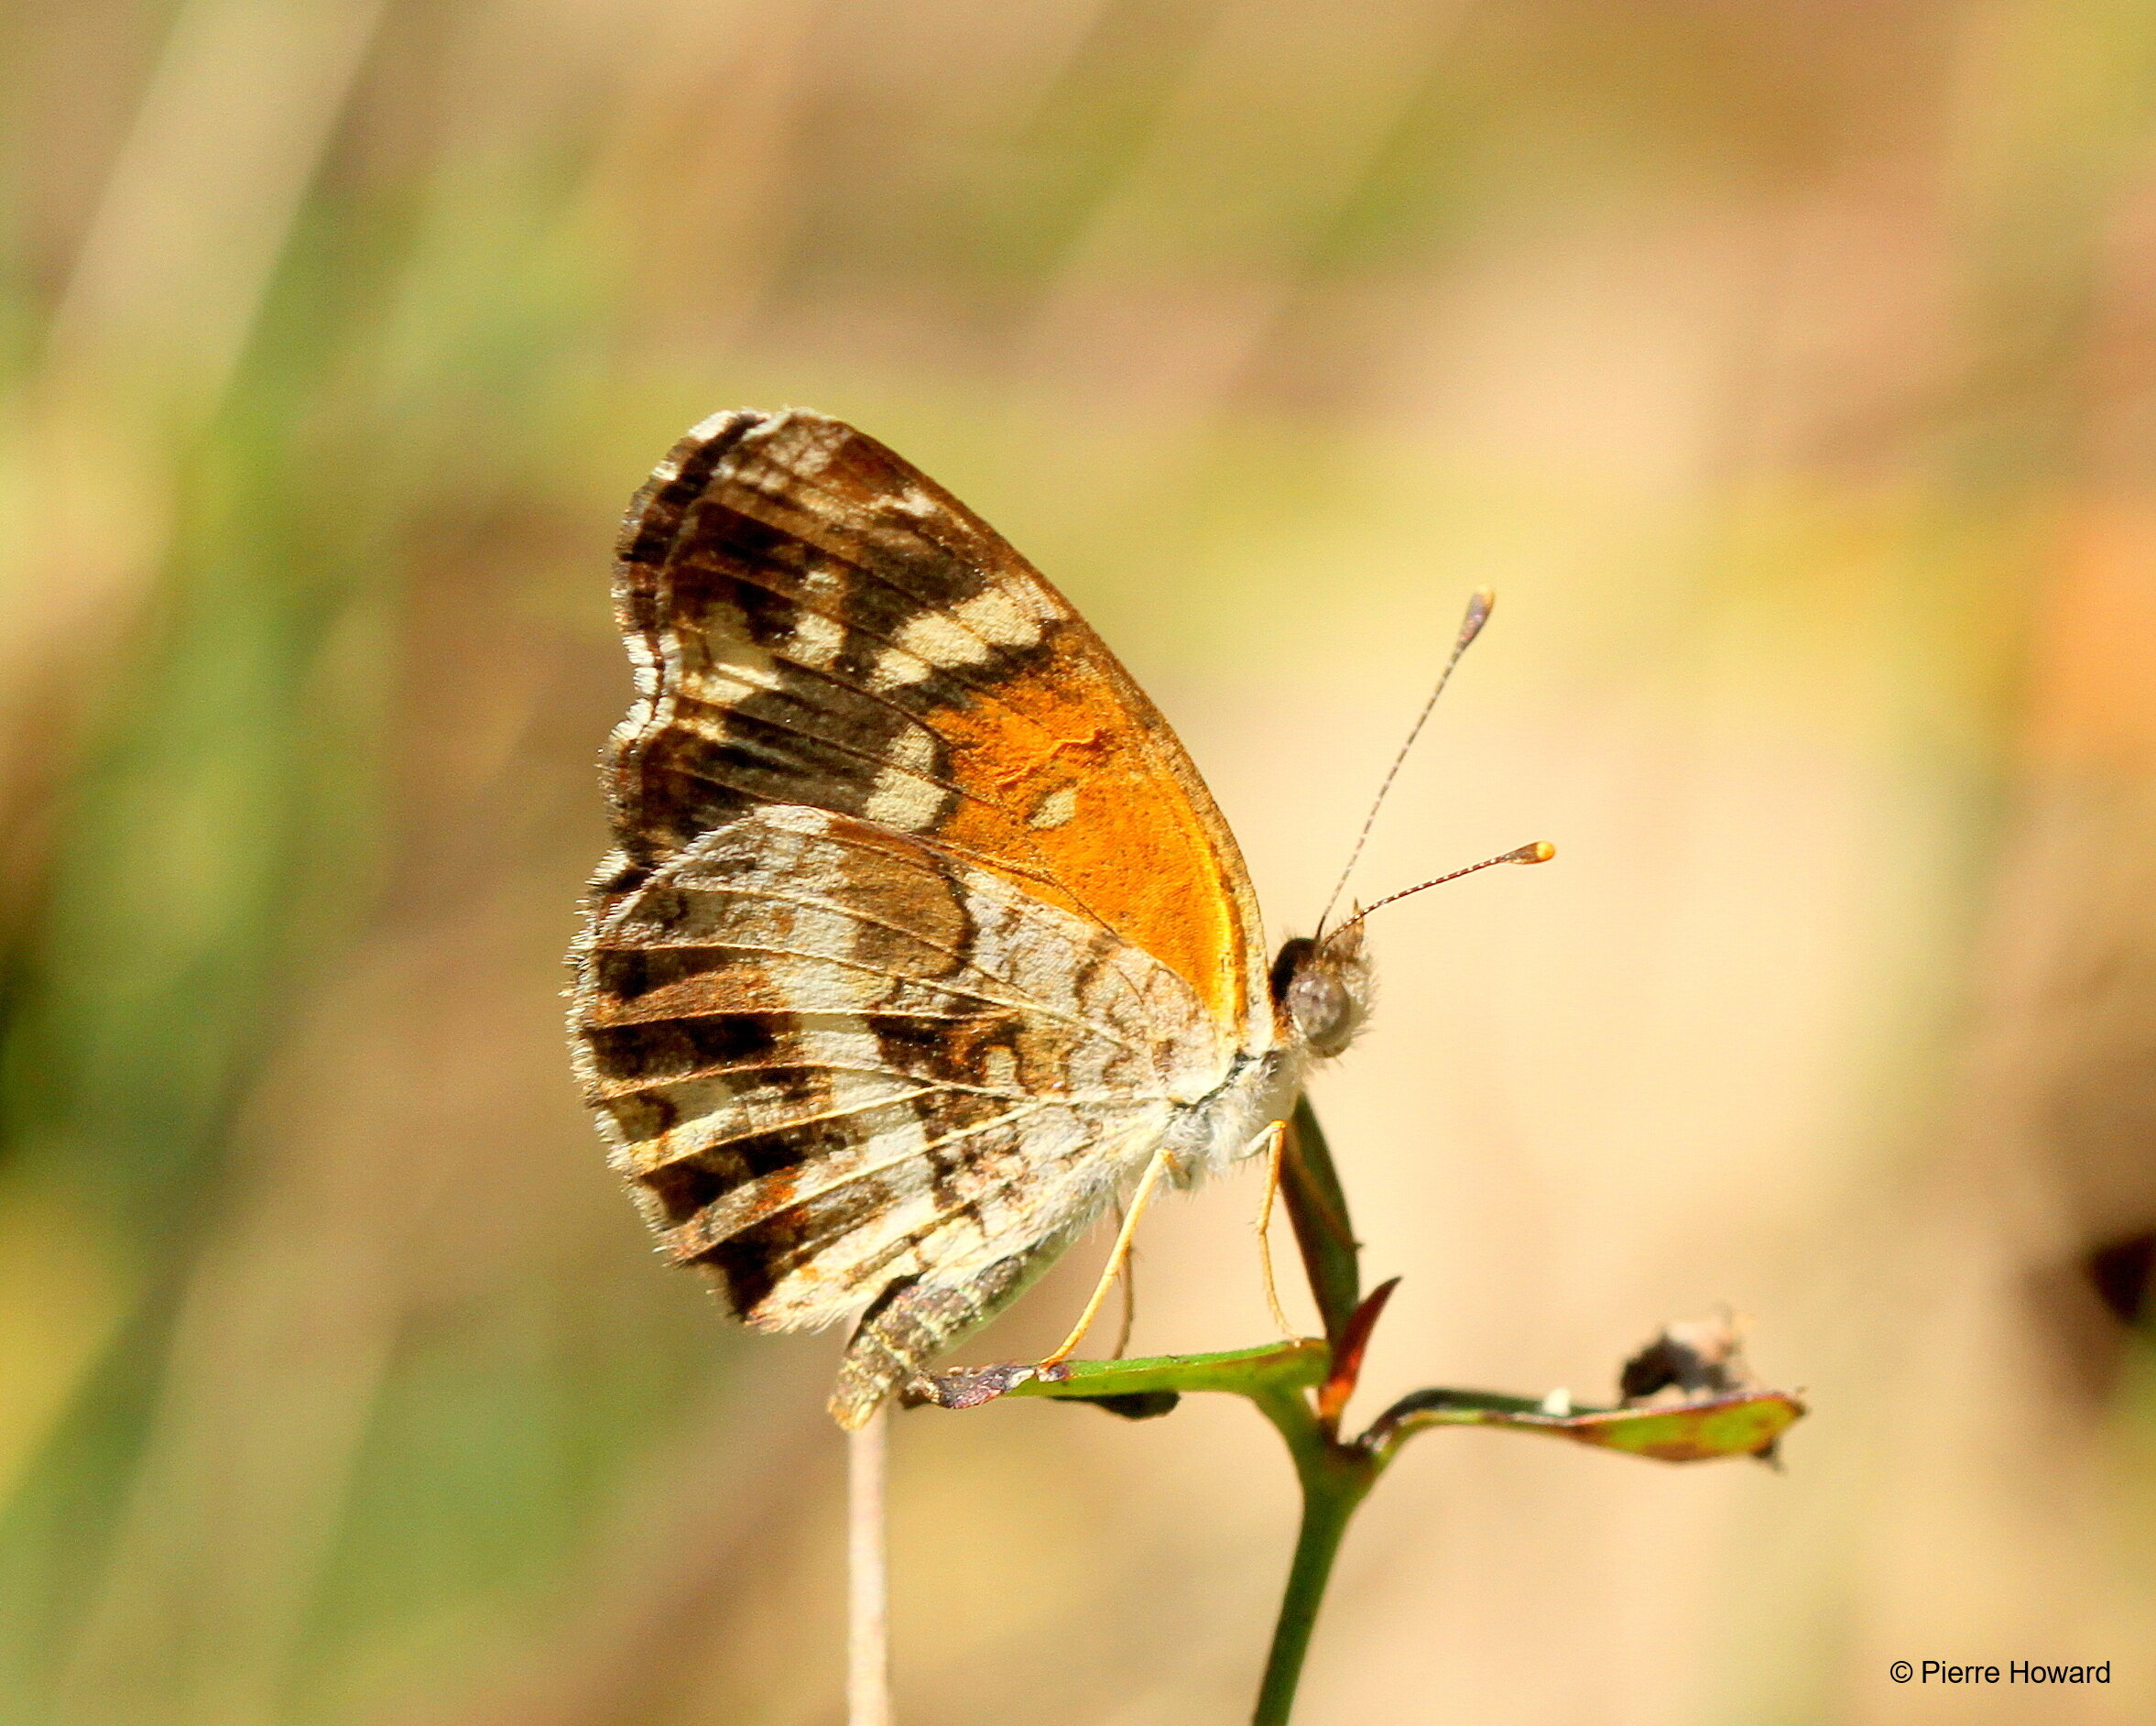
[1324,841,1554,946]
[1314,587,1497,938]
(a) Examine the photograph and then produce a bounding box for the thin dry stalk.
[847,1408,892,1726]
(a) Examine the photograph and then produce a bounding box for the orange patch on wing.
[932,638,1246,1033]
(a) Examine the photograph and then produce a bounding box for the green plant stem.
[948,1096,1802,1722]
[1249,1387,1380,1726]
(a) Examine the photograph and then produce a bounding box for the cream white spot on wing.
[864,768,946,831]
[800,560,847,600]
[776,415,845,475]
[977,1046,1020,1092]
[684,408,744,445]
[952,587,1044,650]
[691,626,781,699]
[1028,784,1078,829]
[888,726,938,775]
[865,646,935,693]
[762,804,834,835]
[789,609,846,669]
[797,1014,884,1071]
[891,610,993,671]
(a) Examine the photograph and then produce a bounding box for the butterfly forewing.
[598,410,1266,1034]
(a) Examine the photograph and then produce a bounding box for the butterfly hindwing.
[572,804,1225,1418]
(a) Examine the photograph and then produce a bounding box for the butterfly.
[570,409,1392,1429]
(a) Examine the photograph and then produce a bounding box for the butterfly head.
[1283,840,1552,1063]
[1270,924,1374,1061]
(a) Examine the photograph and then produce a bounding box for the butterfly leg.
[1109,1201,1137,1360]
[1249,1120,1296,1338]
[1038,1141,1174,1369]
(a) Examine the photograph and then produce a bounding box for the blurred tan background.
[5,0,2156,1721]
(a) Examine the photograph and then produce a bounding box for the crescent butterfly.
[569,410,1376,1426]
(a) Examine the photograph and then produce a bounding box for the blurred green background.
[5,1,2156,1721]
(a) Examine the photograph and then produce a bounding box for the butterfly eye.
[1286,963,1366,1059]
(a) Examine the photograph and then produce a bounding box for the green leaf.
[1009,1338,1330,1402]
[1279,1096,1361,1346]
[1365,1387,1805,1465]
[906,1339,1329,1413]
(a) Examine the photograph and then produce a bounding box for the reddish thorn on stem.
[1318,1277,1400,1434]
